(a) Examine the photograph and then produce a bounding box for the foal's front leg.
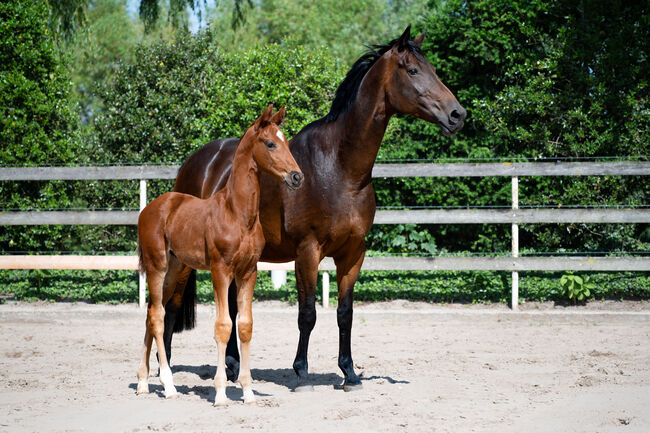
[236,269,257,404]
[211,262,234,406]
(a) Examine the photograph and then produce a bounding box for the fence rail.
[2,208,649,225]
[2,161,649,309]
[2,161,649,181]
[1,255,648,272]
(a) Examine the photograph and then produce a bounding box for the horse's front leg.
[292,238,321,391]
[235,268,257,404]
[211,261,234,406]
[333,238,365,391]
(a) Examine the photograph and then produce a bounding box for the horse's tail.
[169,269,197,333]
[137,237,146,275]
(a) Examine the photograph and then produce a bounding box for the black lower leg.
[225,280,240,382]
[337,292,360,387]
[161,310,177,365]
[293,293,316,386]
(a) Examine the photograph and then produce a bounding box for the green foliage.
[3,269,648,304]
[208,0,430,65]
[560,272,594,303]
[372,0,650,254]
[0,0,80,164]
[91,32,341,165]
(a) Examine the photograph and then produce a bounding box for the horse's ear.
[396,24,412,52]
[260,104,274,123]
[413,28,427,48]
[271,106,286,126]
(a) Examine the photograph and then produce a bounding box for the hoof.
[293,384,314,393]
[244,397,257,405]
[225,356,240,382]
[136,382,149,395]
[214,398,228,407]
[165,390,179,399]
[343,382,363,392]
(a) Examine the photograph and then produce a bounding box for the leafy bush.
[3,269,648,304]
[560,272,594,303]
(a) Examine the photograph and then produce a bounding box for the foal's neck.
[334,56,394,188]
[223,132,260,228]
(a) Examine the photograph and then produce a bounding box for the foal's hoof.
[214,397,229,407]
[136,380,149,395]
[165,390,179,399]
[225,356,240,382]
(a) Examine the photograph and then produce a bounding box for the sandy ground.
[1,300,649,433]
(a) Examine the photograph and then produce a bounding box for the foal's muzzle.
[285,171,304,190]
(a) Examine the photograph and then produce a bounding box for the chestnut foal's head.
[384,25,466,136]
[248,105,303,190]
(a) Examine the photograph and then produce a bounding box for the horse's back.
[174,138,239,198]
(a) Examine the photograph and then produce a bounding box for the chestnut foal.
[136,105,303,405]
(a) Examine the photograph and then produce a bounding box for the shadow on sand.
[129,364,409,403]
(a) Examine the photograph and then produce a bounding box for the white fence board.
[1,255,647,272]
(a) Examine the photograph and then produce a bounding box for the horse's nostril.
[449,109,461,124]
[290,171,304,187]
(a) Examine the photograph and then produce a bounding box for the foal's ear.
[413,28,427,48]
[270,106,286,126]
[258,104,274,126]
[396,24,412,52]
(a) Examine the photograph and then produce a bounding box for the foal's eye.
[407,68,419,76]
[265,140,277,149]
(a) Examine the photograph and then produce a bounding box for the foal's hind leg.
[138,267,178,398]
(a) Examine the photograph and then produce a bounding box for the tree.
[370,0,649,254]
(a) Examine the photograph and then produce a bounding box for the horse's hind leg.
[142,265,178,398]
[136,325,153,394]
[160,259,193,365]
[225,280,240,382]
[236,270,257,404]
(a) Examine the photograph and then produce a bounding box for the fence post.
[271,270,287,289]
[322,271,330,308]
[138,179,147,309]
[511,176,519,311]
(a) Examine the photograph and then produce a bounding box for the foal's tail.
[137,240,146,275]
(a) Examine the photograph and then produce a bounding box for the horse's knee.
[214,317,233,344]
[237,316,253,343]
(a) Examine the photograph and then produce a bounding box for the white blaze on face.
[276,129,285,142]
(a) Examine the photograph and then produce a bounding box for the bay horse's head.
[384,25,466,136]
[248,104,304,190]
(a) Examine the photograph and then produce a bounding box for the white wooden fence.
[1,161,649,309]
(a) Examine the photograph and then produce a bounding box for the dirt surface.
[1,300,649,433]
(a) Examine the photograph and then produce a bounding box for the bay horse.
[136,105,303,404]
[163,26,466,391]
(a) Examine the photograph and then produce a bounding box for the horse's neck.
[222,136,260,228]
[333,59,393,187]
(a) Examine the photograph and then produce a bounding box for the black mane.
[325,38,423,123]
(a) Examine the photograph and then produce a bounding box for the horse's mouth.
[439,121,463,137]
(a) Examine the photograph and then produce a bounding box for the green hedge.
[2,269,648,304]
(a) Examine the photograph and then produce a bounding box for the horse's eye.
[407,68,419,76]
[265,140,276,149]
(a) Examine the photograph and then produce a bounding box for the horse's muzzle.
[285,171,304,190]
